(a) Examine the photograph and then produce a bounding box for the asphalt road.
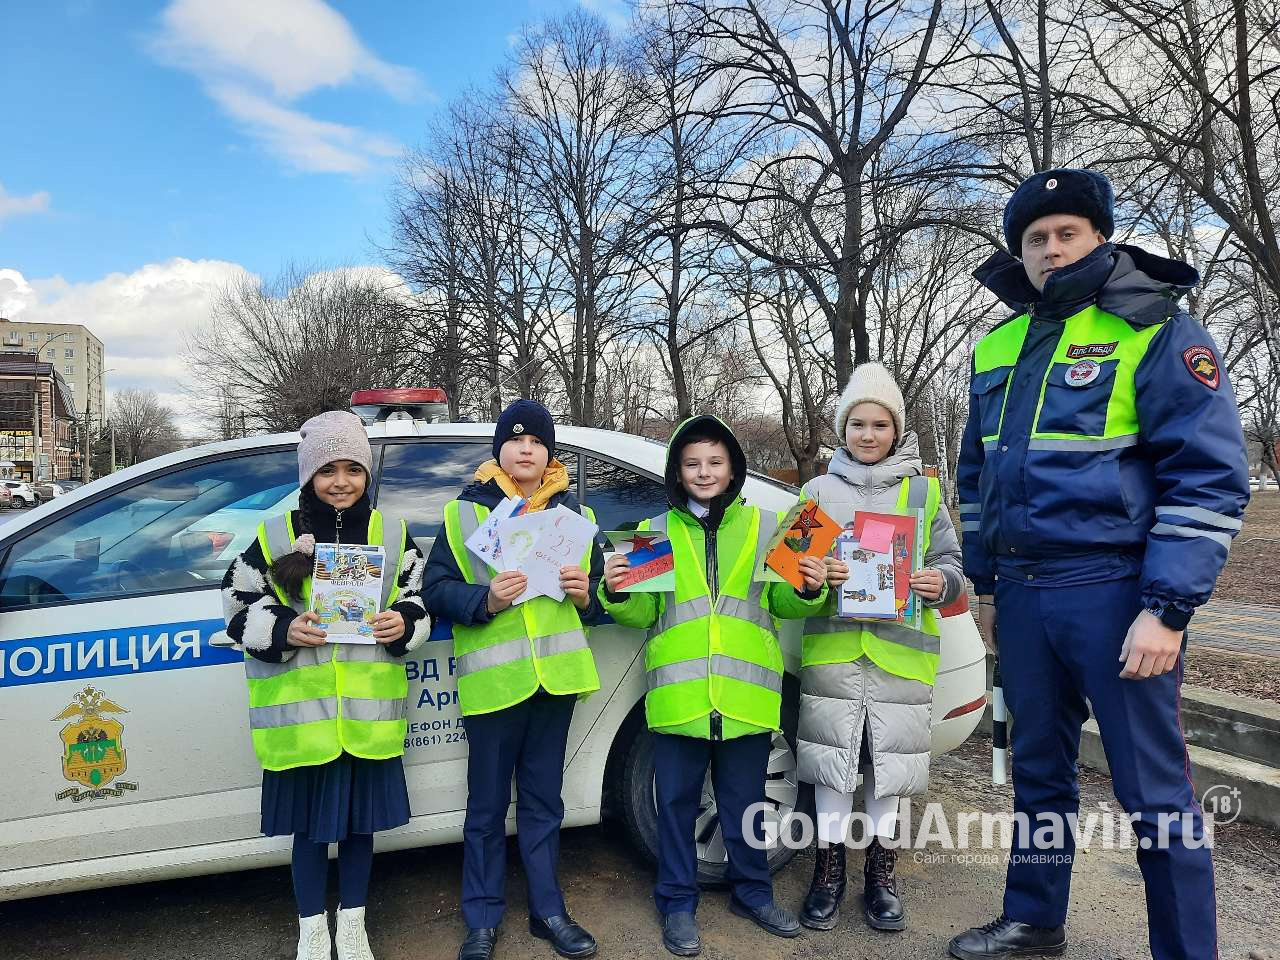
[1,738,1277,960]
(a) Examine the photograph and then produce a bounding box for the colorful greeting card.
[761,500,842,590]
[310,543,386,643]
[605,529,676,592]
[850,510,923,626]
[834,533,898,620]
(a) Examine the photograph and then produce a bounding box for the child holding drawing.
[599,414,829,957]
[221,410,431,960]
[794,362,963,934]
[422,398,607,960]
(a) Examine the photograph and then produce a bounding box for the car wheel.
[615,674,811,886]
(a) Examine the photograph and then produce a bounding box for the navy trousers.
[461,689,576,929]
[997,576,1216,960]
[652,730,773,915]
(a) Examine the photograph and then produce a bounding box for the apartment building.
[0,317,107,430]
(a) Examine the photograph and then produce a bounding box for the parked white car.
[2,480,39,508]
[0,420,988,902]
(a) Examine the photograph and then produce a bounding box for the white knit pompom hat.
[834,362,906,440]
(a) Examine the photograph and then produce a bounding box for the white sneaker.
[336,906,376,960]
[297,911,331,960]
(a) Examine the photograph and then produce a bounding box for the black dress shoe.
[728,898,801,938]
[458,927,498,960]
[660,911,701,956]
[948,914,1067,959]
[863,837,905,931]
[529,914,597,959]
[800,843,847,930]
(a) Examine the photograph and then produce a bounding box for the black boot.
[863,838,905,931]
[948,914,1066,959]
[800,843,847,930]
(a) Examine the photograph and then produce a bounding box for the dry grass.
[1215,492,1280,605]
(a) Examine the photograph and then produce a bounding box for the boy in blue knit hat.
[423,398,608,960]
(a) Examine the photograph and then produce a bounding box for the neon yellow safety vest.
[967,303,1162,457]
[444,500,601,716]
[245,509,410,772]
[641,503,784,733]
[800,476,942,687]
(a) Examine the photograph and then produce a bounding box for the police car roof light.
[349,387,451,425]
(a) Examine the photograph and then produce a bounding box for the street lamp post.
[80,366,114,482]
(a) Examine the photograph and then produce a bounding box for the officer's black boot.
[947,914,1066,959]
[799,843,846,930]
[863,838,905,931]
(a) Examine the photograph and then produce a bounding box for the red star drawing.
[789,503,822,537]
[629,534,657,552]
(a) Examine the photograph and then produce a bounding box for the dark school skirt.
[261,752,410,843]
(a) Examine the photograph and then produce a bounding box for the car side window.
[582,457,668,530]
[0,449,298,610]
[375,441,491,546]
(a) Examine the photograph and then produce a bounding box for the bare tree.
[674,0,979,387]
[186,264,418,433]
[506,10,650,425]
[631,4,742,420]
[1071,0,1280,327]
[109,389,182,466]
[388,156,479,421]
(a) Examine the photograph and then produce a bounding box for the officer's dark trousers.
[652,730,774,915]
[461,689,576,929]
[997,576,1215,960]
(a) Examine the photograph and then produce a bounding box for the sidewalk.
[1192,600,1280,659]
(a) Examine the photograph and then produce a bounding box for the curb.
[974,683,1280,830]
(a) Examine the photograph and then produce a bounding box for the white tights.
[814,766,901,845]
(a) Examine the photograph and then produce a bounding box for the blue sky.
[0,0,624,282]
[0,0,626,426]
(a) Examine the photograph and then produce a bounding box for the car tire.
[614,673,811,886]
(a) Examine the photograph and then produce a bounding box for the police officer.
[948,169,1249,960]
[423,399,607,960]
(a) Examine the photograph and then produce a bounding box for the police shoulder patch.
[1182,345,1219,390]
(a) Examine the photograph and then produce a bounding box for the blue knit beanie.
[1004,169,1115,255]
[493,399,556,460]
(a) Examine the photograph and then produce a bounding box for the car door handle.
[209,629,234,648]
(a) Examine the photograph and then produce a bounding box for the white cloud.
[0,182,51,225]
[155,0,420,100]
[208,83,400,174]
[1,259,254,432]
[578,0,632,32]
[150,0,423,174]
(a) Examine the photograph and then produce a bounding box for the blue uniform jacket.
[957,243,1250,620]
[422,478,608,631]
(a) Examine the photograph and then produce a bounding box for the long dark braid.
[269,482,321,604]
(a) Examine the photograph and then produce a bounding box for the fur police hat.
[493,398,556,460]
[1003,168,1115,255]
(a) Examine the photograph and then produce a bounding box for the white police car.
[0,416,987,901]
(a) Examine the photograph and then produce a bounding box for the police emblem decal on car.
[52,686,139,803]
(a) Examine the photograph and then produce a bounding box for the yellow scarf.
[474,458,570,512]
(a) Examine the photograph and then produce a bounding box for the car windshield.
[0,450,298,608]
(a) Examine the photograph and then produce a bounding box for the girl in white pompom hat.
[794,363,963,934]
